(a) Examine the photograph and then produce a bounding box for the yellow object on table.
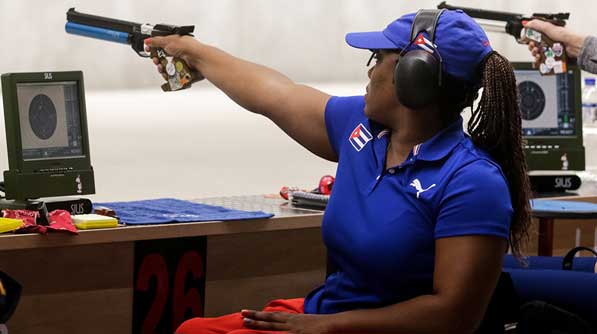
[0,218,24,233]
[72,214,118,230]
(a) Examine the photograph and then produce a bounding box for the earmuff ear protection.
[395,9,445,109]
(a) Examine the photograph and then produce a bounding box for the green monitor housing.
[1,71,95,200]
[513,62,585,172]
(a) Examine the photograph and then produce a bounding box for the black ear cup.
[393,9,445,109]
[394,50,441,109]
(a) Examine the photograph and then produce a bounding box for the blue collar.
[368,119,388,139]
[414,116,465,161]
[369,116,465,164]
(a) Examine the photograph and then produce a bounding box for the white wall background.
[2,0,596,89]
[0,1,596,201]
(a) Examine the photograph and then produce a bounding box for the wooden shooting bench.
[0,196,327,334]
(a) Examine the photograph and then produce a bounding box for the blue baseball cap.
[345,9,493,84]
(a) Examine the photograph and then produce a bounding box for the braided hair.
[440,51,532,259]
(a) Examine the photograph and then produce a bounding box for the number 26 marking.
[135,251,204,334]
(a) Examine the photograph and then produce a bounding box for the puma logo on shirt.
[410,179,436,198]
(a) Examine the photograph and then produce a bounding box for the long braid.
[468,51,532,258]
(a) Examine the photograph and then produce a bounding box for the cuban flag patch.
[349,123,373,152]
[414,33,436,54]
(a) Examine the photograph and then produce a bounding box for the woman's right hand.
[525,20,587,65]
[144,35,205,81]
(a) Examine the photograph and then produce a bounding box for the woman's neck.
[385,111,452,168]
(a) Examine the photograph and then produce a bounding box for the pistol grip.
[149,47,196,92]
[520,28,568,75]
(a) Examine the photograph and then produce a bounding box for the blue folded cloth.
[95,198,274,225]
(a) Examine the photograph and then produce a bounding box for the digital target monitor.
[513,62,585,172]
[1,71,95,200]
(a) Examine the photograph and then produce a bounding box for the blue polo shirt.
[303,95,513,314]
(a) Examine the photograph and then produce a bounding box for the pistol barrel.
[65,22,130,45]
[437,2,524,21]
[66,8,141,34]
[65,8,194,57]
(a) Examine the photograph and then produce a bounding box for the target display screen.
[16,81,84,160]
[515,69,576,137]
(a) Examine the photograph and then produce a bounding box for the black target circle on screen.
[518,81,546,121]
[29,94,57,140]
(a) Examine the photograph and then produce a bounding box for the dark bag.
[515,247,597,334]
[517,300,594,334]
[479,253,597,334]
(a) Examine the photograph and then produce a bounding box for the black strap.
[562,246,597,270]
[409,9,446,43]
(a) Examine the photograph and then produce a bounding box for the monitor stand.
[529,173,582,193]
[0,199,49,224]
[0,199,46,211]
[0,197,92,225]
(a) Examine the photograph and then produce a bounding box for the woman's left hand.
[241,309,333,334]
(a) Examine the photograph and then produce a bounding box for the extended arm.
[147,36,336,161]
[578,36,597,74]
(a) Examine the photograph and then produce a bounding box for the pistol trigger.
[149,47,160,59]
[138,50,151,58]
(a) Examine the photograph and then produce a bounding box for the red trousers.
[176,298,305,334]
